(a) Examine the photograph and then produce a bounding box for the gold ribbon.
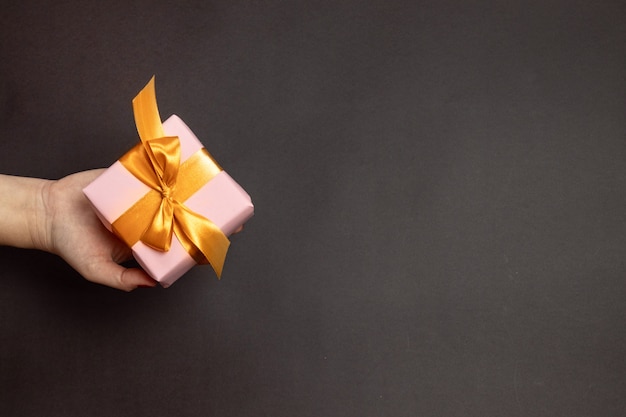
[111,77,230,277]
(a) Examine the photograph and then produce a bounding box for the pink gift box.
[83,115,254,287]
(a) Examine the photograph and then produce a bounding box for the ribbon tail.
[133,76,165,142]
[173,205,230,278]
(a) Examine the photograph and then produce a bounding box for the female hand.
[0,170,157,291]
[41,170,158,291]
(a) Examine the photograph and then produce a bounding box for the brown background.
[1,1,625,416]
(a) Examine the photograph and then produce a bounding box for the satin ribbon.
[111,77,230,277]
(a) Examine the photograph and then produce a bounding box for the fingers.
[81,260,157,291]
[120,268,158,291]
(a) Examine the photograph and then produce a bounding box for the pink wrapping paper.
[83,115,254,287]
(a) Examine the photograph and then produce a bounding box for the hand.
[39,170,157,291]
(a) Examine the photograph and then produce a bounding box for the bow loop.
[142,197,175,252]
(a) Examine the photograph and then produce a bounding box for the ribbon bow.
[111,77,230,277]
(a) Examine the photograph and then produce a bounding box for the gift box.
[83,78,254,287]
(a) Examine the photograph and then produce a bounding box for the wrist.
[0,174,54,251]
[30,179,55,252]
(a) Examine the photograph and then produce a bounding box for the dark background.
[1,1,625,416]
